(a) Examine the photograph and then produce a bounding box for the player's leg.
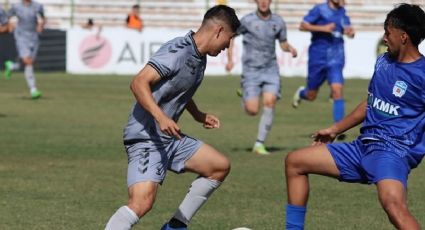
[361,150,420,229]
[328,64,345,124]
[164,140,230,229]
[376,180,420,229]
[241,72,261,116]
[285,140,364,230]
[292,63,325,108]
[106,143,168,229]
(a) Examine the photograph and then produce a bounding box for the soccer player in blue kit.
[285,3,425,230]
[292,0,355,140]
[5,0,45,98]
[226,0,297,155]
[105,5,240,230]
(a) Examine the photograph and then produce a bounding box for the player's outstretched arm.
[225,39,235,72]
[130,65,182,139]
[312,100,367,145]
[279,41,297,58]
[186,99,220,129]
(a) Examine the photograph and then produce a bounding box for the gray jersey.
[124,31,207,144]
[239,12,287,69]
[0,7,7,25]
[8,1,44,41]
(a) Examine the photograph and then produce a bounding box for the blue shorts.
[307,44,344,90]
[125,135,203,187]
[307,63,344,90]
[241,66,281,101]
[327,139,412,188]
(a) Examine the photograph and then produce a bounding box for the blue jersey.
[123,31,206,144]
[360,54,425,164]
[303,2,351,65]
[238,12,287,69]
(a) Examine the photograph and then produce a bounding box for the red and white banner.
[67,27,425,78]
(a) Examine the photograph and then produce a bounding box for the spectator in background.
[5,0,45,99]
[82,18,102,38]
[126,4,143,32]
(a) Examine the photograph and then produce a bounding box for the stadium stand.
[1,0,424,30]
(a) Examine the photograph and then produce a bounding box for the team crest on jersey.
[392,81,407,98]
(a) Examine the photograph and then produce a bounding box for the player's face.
[256,0,271,14]
[329,0,344,7]
[383,25,404,59]
[209,25,235,57]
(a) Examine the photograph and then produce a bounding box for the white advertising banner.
[67,27,425,78]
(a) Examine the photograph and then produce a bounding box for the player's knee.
[305,92,317,101]
[212,156,231,181]
[245,107,258,116]
[284,151,302,175]
[128,195,156,217]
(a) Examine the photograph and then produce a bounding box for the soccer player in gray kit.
[105,5,240,230]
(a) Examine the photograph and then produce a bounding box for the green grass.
[0,73,424,229]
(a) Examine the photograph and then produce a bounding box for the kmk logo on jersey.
[392,81,407,98]
[368,93,400,116]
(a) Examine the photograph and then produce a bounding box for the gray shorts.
[241,66,281,101]
[125,135,203,187]
[15,37,39,59]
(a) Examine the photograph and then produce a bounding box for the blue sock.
[333,99,345,123]
[285,204,306,230]
[300,88,308,100]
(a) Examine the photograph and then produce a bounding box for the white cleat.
[292,86,305,108]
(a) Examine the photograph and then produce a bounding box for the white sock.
[24,65,37,93]
[105,206,139,230]
[173,177,221,225]
[12,62,20,70]
[256,107,274,143]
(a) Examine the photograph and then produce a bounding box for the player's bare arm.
[343,26,355,38]
[186,99,220,129]
[300,21,335,34]
[130,65,182,139]
[225,38,235,72]
[279,41,297,58]
[313,100,367,145]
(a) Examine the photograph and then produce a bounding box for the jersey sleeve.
[278,17,287,42]
[0,9,7,25]
[37,3,45,18]
[303,5,320,24]
[342,9,351,27]
[147,42,179,79]
[7,4,16,18]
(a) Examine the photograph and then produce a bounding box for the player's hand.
[36,24,44,33]
[225,61,234,72]
[311,127,337,146]
[290,47,298,58]
[157,116,182,139]
[323,23,336,34]
[203,114,220,129]
[344,27,355,38]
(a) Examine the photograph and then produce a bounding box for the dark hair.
[384,4,425,46]
[87,18,94,26]
[132,4,140,10]
[203,5,240,32]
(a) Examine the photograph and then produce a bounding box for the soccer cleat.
[4,60,13,80]
[252,143,270,155]
[31,90,42,99]
[160,223,187,230]
[236,88,243,97]
[292,86,305,108]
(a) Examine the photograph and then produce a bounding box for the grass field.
[0,73,424,230]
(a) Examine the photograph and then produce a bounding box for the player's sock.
[333,99,345,123]
[286,204,306,230]
[256,107,274,143]
[171,177,221,225]
[24,65,37,93]
[299,88,308,100]
[105,205,139,230]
